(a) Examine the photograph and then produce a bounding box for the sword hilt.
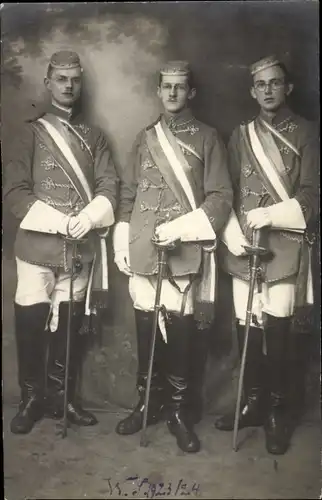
[243,229,269,257]
[151,235,181,251]
[64,236,87,272]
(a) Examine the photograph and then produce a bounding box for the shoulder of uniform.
[193,118,220,137]
[25,102,47,123]
[290,113,314,129]
[240,116,256,126]
[145,116,160,131]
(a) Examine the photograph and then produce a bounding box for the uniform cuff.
[220,209,245,247]
[267,199,306,232]
[20,200,69,235]
[171,208,217,242]
[81,195,115,228]
[113,221,130,253]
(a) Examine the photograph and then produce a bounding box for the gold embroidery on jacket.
[41,158,57,170]
[41,177,71,191]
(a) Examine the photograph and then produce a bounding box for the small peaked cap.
[250,55,281,76]
[160,60,190,76]
[49,50,81,69]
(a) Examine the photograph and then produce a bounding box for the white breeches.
[129,273,195,315]
[233,265,314,328]
[15,257,90,332]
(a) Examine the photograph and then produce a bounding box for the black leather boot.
[264,315,291,455]
[188,326,209,424]
[286,331,312,425]
[215,323,266,431]
[11,303,50,434]
[116,309,165,435]
[166,313,200,453]
[45,301,98,426]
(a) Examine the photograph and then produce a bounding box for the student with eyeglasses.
[215,55,319,456]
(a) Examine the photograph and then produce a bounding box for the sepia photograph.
[1,2,320,499]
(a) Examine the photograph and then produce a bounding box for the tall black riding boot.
[116,309,165,435]
[11,303,50,434]
[264,315,291,455]
[166,313,200,453]
[46,301,97,426]
[286,330,312,424]
[188,325,210,424]
[215,323,266,431]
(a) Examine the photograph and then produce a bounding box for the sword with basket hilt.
[60,235,86,439]
[140,230,180,448]
[232,228,269,451]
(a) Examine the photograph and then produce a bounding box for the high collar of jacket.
[259,105,294,127]
[46,101,83,123]
[162,107,194,128]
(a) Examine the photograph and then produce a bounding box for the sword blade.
[140,247,167,447]
[61,241,77,438]
[232,250,261,451]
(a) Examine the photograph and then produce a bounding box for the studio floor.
[3,401,321,500]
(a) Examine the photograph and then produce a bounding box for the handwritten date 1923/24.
[105,475,201,498]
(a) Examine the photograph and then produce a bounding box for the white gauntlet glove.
[221,209,250,256]
[155,208,216,245]
[266,199,306,232]
[68,212,94,239]
[113,222,132,277]
[20,200,70,235]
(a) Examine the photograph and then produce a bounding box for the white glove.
[266,198,306,232]
[227,233,251,256]
[20,200,70,235]
[80,195,115,229]
[155,208,216,245]
[246,207,272,230]
[68,212,94,239]
[57,215,71,236]
[221,209,250,256]
[113,222,132,277]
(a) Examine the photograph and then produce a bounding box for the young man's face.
[250,65,293,113]
[45,67,82,108]
[157,74,196,114]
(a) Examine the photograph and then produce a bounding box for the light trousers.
[15,257,90,332]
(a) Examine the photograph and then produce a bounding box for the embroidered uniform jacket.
[3,104,118,270]
[118,109,233,276]
[219,106,319,283]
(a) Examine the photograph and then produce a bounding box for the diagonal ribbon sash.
[146,118,217,327]
[255,118,293,196]
[43,114,95,187]
[261,118,301,157]
[146,126,192,213]
[247,121,290,201]
[37,116,93,202]
[32,117,109,318]
[32,120,91,204]
[175,136,203,162]
[244,120,311,308]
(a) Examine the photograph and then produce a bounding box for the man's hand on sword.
[246,207,272,230]
[68,213,94,239]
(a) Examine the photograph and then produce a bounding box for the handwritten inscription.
[105,475,201,498]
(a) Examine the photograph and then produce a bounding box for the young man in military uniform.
[216,55,319,455]
[4,51,119,434]
[113,61,233,453]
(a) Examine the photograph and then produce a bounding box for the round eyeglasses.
[254,79,285,91]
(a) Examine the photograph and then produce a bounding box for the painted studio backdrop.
[2,2,319,411]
